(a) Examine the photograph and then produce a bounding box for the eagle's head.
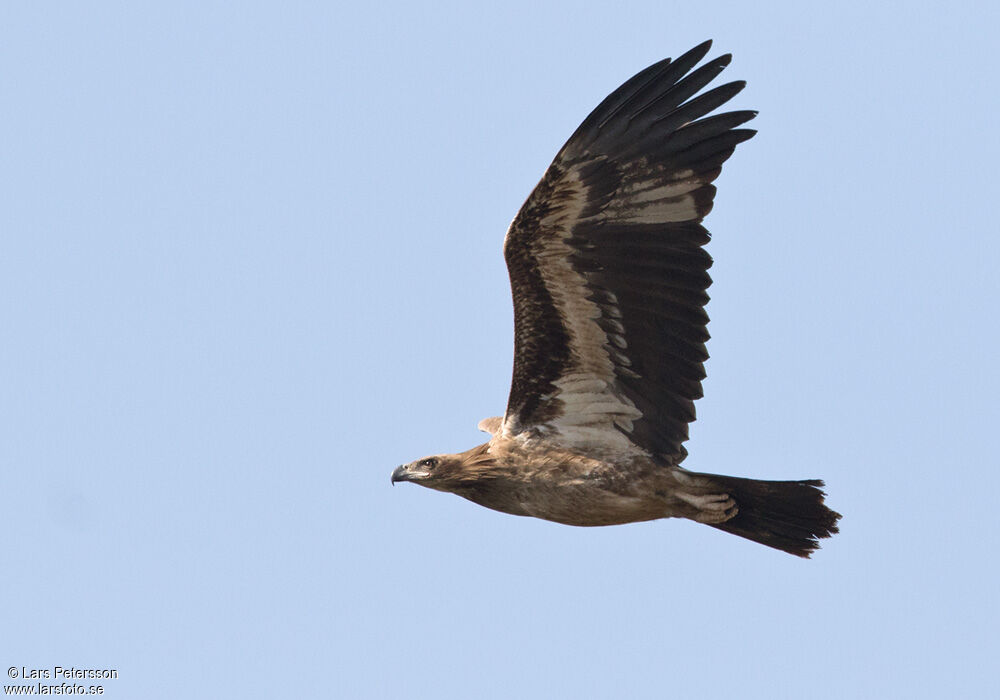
[391,444,497,493]
[391,443,530,517]
[391,454,465,492]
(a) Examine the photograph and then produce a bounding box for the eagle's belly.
[519,481,669,526]
[460,467,672,527]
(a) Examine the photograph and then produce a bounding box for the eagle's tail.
[701,474,841,558]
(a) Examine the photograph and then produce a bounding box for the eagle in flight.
[392,41,840,557]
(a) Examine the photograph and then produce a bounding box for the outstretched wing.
[501,40,755,463]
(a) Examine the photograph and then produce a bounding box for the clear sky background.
[3,2,998,698]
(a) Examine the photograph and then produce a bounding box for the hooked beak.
[391,463,432,485]
[393,463,432,485]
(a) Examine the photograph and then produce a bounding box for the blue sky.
[2,2,998,698]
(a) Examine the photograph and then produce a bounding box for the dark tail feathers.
[705,474,841,558]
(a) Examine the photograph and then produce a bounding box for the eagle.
[392,41,840,557]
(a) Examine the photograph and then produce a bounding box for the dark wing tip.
[726,110,759,126]
[683,39,714,63]
[566,39,735,154]
[727,78,747,94]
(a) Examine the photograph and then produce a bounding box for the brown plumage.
[392,41,840,558]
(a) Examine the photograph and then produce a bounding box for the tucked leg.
[675,491,738,524]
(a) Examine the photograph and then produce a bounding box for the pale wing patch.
[609,164,702,224]
[615,195,700,225]
[621,168,699,203]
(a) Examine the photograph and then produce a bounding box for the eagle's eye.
[419,458,439,470]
